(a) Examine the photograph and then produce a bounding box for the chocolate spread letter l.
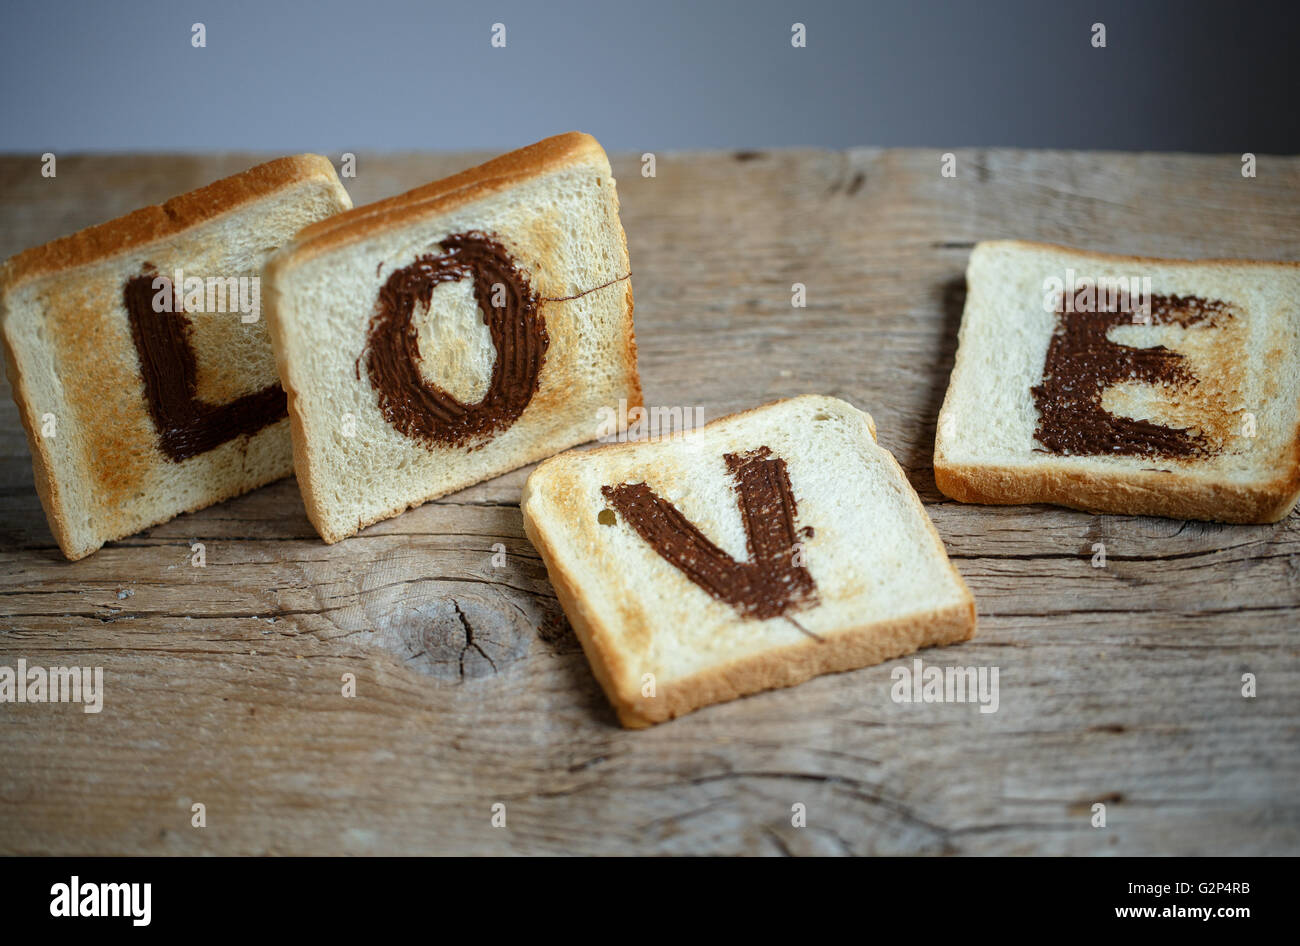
[364,232,549,448]
[601,446,817,620]
[1031,290,1230,459]
[124,270,286,462]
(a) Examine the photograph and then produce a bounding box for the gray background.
[1,0,1297,153]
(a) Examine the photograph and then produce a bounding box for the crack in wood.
[452,598,497,677]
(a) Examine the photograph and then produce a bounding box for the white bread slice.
[935,241,1300,523]
[1,155,353,560]
[263,132,640,543]
[521,395,976,728]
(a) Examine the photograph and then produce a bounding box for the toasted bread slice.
[1,155,353,560]
[263,132,640,543]
[934,242,1300,523]
[521,395,976,728]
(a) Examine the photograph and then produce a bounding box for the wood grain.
[1,149,1297,855]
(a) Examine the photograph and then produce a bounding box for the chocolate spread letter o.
[124,271,286,462]
[1031,290,1230,459]
[363,232,549,448]
[601,446,817,619]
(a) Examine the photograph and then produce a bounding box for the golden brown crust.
[262,283,329,540]
[281,133,607,266]
[611,182,642,411]
[1,154,342,289]
[0,329,78,557]
[621,601,976,727]
[619,281,643,412]
[934,460,1300,524]
[978,239,1300,270]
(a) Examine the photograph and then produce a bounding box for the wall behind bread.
[0,0,1295,153]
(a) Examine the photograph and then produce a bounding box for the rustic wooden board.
[1,150,1297,856]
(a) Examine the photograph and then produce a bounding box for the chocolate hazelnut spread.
[1031,290,1230,459]
[601,446,817,620]
[124,270,285,462]
[363,232,548,448]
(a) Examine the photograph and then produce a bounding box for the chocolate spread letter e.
[364,232,549,448]
[601,446,817,619]
[124,270,286,462]
[1031,290,1230,459]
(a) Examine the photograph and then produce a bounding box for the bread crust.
[0,331,78,556]
[1,154,345,289]
[275,133,610,268]
[934,461,1300,524]
[972,239,1300,272]
[523,395,978,728]
[934,241,1300,524]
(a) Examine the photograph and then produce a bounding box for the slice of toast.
[521,395,976,728]
[934,241,1300,523]
[1,155,353,560]
[263,132,640,543]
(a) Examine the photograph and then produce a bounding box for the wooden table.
[1,150,1297,856]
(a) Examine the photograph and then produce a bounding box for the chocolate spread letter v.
[124,271,286,462]
[601,446,817,619]
[364,231,549,448]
